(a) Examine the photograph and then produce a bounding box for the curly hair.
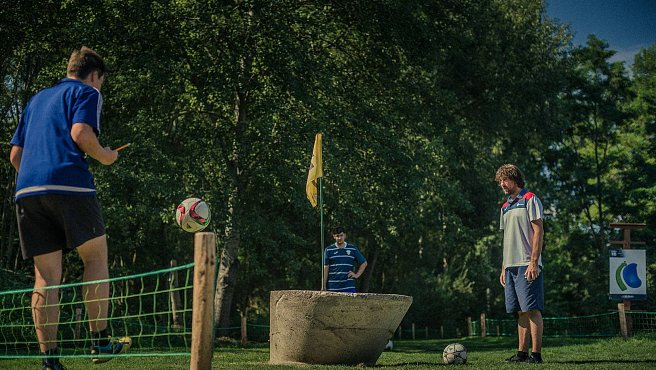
[495,164,525,188]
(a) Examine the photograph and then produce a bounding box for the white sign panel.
[609,249,647,300]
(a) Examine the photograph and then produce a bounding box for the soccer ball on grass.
[443,343,467,365]
[175,198,211,232]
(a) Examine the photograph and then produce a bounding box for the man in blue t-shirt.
[9,47,129,370]
[322,226,368,293]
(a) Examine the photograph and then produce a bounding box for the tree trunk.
[212,4,254,337]
[214,188,241,337]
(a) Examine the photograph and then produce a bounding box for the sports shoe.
[505,353,528,362]
[90,336,132,364]
[527,354,543,364]
[42,359,66,370]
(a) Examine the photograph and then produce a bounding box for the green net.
[472,311,656,337]
[0,263,195,359]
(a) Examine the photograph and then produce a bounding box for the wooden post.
[466,317,472,336]
[496,325,500,336]
[398,325,402,339]
[440,325,444,339]
[425,326,429,339]
[480,312,486,338]
[74,308,82,340]
[190,232,216,370]
[240,312,248,345]
[412,323,416,340]
[170,259,182,328]
[618,303,628,339]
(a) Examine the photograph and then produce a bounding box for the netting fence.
[471,311,656,338]
[0,262,195,359]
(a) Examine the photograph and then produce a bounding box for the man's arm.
[348,261,368,279]
[10,145,22,172]
[322,265,329,291]
[525,218,544,281]
[71,123,118,165]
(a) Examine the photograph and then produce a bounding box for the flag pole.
[319,176,325,290]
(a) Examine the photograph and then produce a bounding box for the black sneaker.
[42,360,66,370]
[505,354,528,362]
[527,354,543,364]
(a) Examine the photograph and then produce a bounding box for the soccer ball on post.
[443,343,467,365]
[175,198,211,232]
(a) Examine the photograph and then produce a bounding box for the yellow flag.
[306,133,323,207]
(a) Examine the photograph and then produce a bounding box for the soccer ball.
[175,198,211,232]
[384,339,393,351]
[443,343,467,365]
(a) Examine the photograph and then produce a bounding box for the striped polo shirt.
[323,243,366,292]
[500,188,543,268]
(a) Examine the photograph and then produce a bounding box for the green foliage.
[1,0,655,330]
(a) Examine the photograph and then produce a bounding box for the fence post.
[467,317,472,336]
[618,303,629,339]
[440,325,444,338]
[240,312,248,345]
[398,325,402,340]
[412,323,416,340]
[190,232,216,370]
[480,312,486,338]
[74,308,82,340]
[425,326,429,339]
[170,259,182,328]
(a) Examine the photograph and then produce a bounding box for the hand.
[101,147,119,165]
[348,271,359,279]
[524,262,540,282]
[499,269,506,287]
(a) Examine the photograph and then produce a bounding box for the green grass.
[2,336,656,369]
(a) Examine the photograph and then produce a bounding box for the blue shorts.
[505,266,544,313]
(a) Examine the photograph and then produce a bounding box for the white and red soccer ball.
[175,198,211,233]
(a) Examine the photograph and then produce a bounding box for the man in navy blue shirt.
[322,226,368,292]
[10,46,129,370]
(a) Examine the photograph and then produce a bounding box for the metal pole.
[319,178,325,289]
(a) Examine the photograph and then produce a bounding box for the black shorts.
[15,194,105,259]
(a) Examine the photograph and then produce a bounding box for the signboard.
[609,249,647,300]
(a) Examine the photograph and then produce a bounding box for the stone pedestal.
[269,290,412,366]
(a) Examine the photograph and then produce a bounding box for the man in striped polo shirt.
[322,226,368,293]
[496,164,544,364]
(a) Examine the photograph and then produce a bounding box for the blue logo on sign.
[616,261,642,291]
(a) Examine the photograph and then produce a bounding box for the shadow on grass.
[551,360,656,365]
[375,362,441,368]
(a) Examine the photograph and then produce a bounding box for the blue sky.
[545,0,656,65]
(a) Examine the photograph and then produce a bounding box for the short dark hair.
[67,46,107,80]
[332,226,346,235]
[495,164,525,188]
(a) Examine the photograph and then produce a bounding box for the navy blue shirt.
[324,243,366,292]
[11,78,103,199]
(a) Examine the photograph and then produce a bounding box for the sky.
[545,0,656,65]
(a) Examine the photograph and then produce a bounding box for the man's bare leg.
[77,235,109,332]
[32,250,63,353]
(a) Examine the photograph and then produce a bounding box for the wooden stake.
[190,232,216,370]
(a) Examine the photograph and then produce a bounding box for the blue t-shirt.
[323,243,366,292]
[11,78,103,199]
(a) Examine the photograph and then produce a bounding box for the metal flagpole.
[319,163,325,290]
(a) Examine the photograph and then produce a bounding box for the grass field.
[2,335,655,369]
